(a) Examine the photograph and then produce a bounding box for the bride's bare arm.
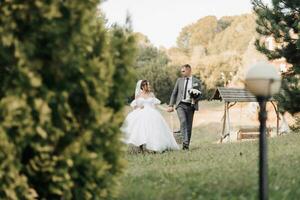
[132,95,144,109]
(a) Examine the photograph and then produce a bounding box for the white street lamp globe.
[245,62,281,97]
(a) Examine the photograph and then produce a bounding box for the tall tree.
[252,0,300,114]
[0,1,136,199]
[134,44,178,103]
[176,16,218,54]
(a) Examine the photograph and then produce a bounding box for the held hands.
[167,106,174,112]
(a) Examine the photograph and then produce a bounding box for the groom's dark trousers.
[177,102,195,147]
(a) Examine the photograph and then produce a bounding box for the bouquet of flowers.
[188,89,201,105]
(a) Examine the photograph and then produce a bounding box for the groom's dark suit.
[169,76,201,149]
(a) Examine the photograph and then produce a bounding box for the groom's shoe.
[139,145,144,153]
[182,145,189,150]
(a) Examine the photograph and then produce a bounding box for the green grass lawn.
[118,124,300,200]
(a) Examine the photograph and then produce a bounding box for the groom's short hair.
[182,64,191,69]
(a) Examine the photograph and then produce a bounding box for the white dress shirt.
[182,76,193,103]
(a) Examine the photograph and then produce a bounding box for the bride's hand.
[167,107,174,112]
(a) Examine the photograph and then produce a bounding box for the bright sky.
[101,0,258,48]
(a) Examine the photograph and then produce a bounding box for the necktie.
[183,77,189,99]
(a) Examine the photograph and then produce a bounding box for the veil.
[135,80,143,98]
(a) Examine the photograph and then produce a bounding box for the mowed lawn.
[117,124,300,200]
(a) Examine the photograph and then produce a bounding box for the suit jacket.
[169,76,201,110]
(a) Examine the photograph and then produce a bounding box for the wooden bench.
[237,126,272,140]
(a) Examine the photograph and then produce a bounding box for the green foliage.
[0,1,136,199]
[134,42,179,103]
[207,14,257,54]
[275,75,300,114]
[176,14,256,56]
[132,32,151,47]
[177,16,218,54]
[0,131,37,199]
[252,0,300,114]
[171,14,257,98]
[194,53,242,95]
[135,45,166,69]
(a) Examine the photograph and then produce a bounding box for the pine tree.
[252,0,300,115]
[0,1,135,199]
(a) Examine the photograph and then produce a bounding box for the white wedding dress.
[121,97,179,152]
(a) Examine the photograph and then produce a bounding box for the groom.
[167,64,201,150]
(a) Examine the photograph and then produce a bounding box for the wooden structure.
[211,87,280,143]
[236,126,272,140]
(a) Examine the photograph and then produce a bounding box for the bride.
[121,80,179,152]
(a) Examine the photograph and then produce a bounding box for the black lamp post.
[257,96,268,200]
[245,62,281,200]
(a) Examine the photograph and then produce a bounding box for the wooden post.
[270,101,280,136]
[220,103,227,143]
[226,102,231,141]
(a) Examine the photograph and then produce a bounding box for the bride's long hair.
[140,80,150,93]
